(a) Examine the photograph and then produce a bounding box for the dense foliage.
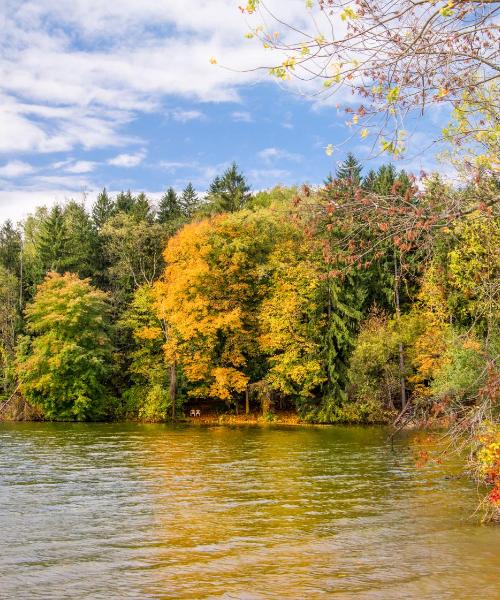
[0,158,498,514]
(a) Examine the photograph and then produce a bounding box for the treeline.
[0,157,498,431]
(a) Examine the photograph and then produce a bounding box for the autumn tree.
[16,272,114,420]
[237,0,499,164]
[155,211,281,405]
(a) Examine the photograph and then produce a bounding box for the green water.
[0,423,498,599]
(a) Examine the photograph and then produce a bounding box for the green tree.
[0,266,19,396]
[131,192,154,222]
[205,163,251,214]
[157,187,182,224]
[63,201,98,278]
[92,188,115,229]
[100,213,167,294]
[336,153,362,185]
[36,205,72,274]
[120,284,173,421]
[16,272,114,420]
[179,182,199,217]
[0,221,22,276]
[115,190,135,214]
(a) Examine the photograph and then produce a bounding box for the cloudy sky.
[0,0,442,222]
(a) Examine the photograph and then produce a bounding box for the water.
[0,423,498,599]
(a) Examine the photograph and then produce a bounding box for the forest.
[0,155,498,512]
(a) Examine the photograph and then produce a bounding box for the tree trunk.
[245,387,249,415]
[394,255,406,410]
[170,360,177,420]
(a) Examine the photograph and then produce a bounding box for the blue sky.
[0,0,445,222]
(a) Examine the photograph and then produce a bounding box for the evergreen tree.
[92,188,115,229]
[362,169,377,191]
[115,190,135,214]
[36,205,71,274]
[157,187,182,224]
[336,153,362,185]
[63,201,98,278]
[0,220,22,275]
[131,192,154,222]
[372,164,397,195]
[206,163,251,214]
[179,183,199,217]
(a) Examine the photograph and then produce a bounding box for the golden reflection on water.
[0,423,499,599]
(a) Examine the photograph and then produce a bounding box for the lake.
[0,423,499,599]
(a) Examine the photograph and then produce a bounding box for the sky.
[0,0,445,223]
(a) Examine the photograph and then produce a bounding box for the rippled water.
[0,423,499,599]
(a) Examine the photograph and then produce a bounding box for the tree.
[155,211,280,405]
[0,221,22,276]
[100,212,167,293]
[336,153,362,185]
[0,266,19,395]
[63,201,98,278]
[92,188,115,229]
[157,187,182,224]
[35,205,73,274]
[179,183,199,217]
[115,190,135,214]
[16,272,114,420]
[238,1,499,160]
[131,192,154,222]
[205,162,252,214]
[120,284,173,421]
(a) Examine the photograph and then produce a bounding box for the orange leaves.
[155,212,283,402]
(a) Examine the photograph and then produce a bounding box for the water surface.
[0,423,498,599]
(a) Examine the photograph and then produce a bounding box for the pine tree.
[64,201,98,278]
[362,169,377,191]
[157,187,181,224]
[179,183,199,217]
[36,205,71,273]
[131,192,153,222]
[92,188,115,229]
[0,220,22,275]
[206,163,251,214]
[372,164,397,195]
[336,153,362,185]
[115,190,135,214]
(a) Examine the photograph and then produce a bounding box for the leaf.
[325,144,334,156]
[209,57,217,64]
[386,87,400,103]
[360,128,369,138]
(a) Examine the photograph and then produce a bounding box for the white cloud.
[258,147,302,163]
[171,109,205,123]
[0,0,316,158]
[0,160,35,178]
[231,111,253,123]
[64,160,97,173]
[108,150,146,167]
